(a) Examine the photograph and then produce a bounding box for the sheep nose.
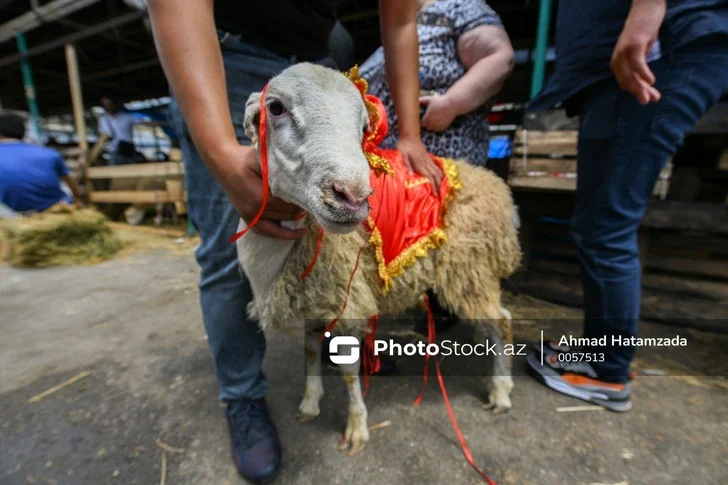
[332,182,370,211]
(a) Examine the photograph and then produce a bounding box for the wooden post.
[65,43,88,153]
[86,132,109,167]
[65,43,89,198]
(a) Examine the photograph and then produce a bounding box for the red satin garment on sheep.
[362,94,460,292]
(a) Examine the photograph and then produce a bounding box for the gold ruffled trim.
[404,178,429,189]
[366,151,394,177]
[368,157,462,293]
[345,65,393,177]
[344,65,369,96]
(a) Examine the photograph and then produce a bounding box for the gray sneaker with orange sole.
[527,350,632,412]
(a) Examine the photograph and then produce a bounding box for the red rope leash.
[300,227,325,280]
[413,295,437,407]
[361,315,381,397]
[434,357,498,485]
[318,240,368,344]
[419,295,498,485]
[317,180,386,343]
[229,84,271,243]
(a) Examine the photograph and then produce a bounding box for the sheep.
[236,63,521,456]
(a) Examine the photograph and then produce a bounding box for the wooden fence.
[86,159,187,215]
[508,129,672,197]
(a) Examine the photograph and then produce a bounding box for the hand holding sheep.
[215,143,307,239]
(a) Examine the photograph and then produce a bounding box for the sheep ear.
[244,92,262,144]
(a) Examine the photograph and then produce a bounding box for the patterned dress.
[359,0,504,166]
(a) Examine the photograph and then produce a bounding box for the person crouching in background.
[0,113,81,214]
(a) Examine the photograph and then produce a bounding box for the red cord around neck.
[229,84,270,243]
[300,228,325,280]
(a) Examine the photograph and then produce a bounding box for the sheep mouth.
[317,202,368,233]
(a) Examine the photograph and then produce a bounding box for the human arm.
[147,0,305,238]
[62,175,82,201]
[379,0,443,193]
[610,0,666,105]
[420,25,514,132]
[53,153,81,202]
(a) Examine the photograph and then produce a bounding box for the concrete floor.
[1,245,727,485]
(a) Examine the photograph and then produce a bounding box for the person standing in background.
[98,97,137,166]
[360,0,514,167]
[527,0,728,412]
[147,1,438,483]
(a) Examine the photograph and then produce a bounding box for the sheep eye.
[268,100,287,116]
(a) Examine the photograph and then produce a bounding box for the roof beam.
[84,58,160,81]
[31,66,152,96]
[55,17,151,52]
[0,0,103,45]
[0,11,145,69]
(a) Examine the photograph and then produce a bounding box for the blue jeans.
[169,32,334,401]
[572,35,728,382]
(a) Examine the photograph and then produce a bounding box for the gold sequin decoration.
[367,157,462,292]
[345,65,393,177]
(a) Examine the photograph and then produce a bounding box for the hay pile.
[0,205,123,267]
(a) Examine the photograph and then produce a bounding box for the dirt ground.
[2,239,727,485]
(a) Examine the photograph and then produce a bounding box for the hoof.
[297,412,319,423]
[483,401,511,414]
[338,433,368,456]
[491,403,511,415]
[348,439,367,456]
[486,375,513,415]
[297,398,321,423]
[485,391,512,415]
[338,416,369,455]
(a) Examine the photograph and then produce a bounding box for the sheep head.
[244,63,373,234]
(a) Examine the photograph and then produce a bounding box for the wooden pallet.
[507,201,728,331]
[87,161,187,215]
[509,129,579,192]
[508,129,672,197]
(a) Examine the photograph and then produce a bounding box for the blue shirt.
[0,142,72,212]
[529,0,728,111]
[98,111,135,154]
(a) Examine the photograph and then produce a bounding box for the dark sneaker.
[527,352,632,412]
[226,398,281,484]
[532,341,640,380]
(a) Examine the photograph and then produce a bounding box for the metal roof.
[0,0,165,114]
[0,0,544,116]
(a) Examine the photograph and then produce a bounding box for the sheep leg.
[479,307,514,414]
[338,360,369,456]
[298,330,325,423]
